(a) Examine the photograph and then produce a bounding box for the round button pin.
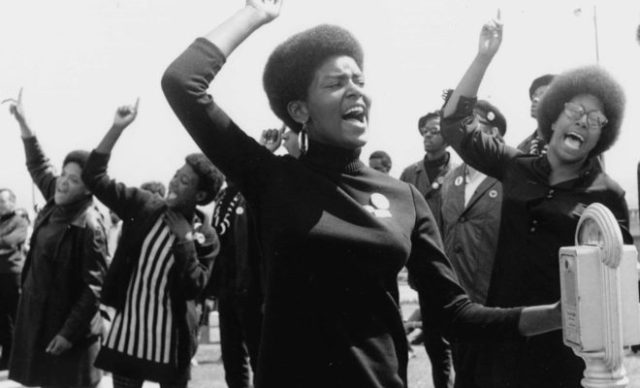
[370,193,390,210]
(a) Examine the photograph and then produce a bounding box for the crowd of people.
[0,1,636,388]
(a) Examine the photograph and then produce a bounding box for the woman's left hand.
[46,335,72,355]
[165,210,193,242]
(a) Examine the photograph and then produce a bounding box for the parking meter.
[560,203,640,387]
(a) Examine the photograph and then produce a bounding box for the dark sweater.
[162,38,521,388]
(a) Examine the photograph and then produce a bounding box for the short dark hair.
[185,153,224,206]
[369,150,392,170]
[263,24,364,133]
[536,66,625,157]
[140,181,166,197]
[63,150,90,170]
[0,188,16,203]
[418,110,441,133]
[529,74,555,100]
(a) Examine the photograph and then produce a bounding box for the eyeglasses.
[563,102,608,129]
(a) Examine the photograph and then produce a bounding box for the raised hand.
[112,98,139,131]
[259,125,284,153]
[165,210,193,242]
[2,87,26,124]
[246,0,283,24]
[478,10,503,61]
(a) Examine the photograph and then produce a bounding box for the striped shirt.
[104,216,176,364]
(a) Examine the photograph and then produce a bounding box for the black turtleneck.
[162,37,522,388]
[423,152,451,183]
[300,140,364,175]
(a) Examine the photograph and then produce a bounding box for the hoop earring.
[298,123,309,156]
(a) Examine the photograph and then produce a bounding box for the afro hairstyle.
[263,24,364,133]
[184,153,224,206]
[536,65,625,158]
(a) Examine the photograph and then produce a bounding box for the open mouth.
[167,192,177,200]
[342,106,366,124]
[563,132,584,150]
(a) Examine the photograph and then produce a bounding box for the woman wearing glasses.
[441,16,631,388]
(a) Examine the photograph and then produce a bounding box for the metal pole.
[593,5,600,64]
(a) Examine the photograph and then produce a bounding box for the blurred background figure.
[0,188,29,370]
[368,150,392,174]
[516,74,554,155]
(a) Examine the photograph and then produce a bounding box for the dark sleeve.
[0,216,29,248]
[172,220,220,300]
[82,150,154,220]
[440,95,520,181]
[161,38,277,198]
[603,188,633,245]
[59,212,109,343]
[23,136,57,201]
[405,184,522,341]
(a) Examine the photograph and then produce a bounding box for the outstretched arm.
[96,99,139,154]
[162,1,283,197]
[442,11,502,119]
[83,101,152,219]
[4,89,58,200]
[3,88,34,138]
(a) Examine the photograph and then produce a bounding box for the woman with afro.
[162,1,562,387]
[441,14,631,388]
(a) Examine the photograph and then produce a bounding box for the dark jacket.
[442,95,631,388]
[9,137,108,387]
[399,153,456,229]
[82,150,219,374]
[0,211,29,274]
[439,164,502,304]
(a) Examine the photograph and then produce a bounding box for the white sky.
[1,0,639,212]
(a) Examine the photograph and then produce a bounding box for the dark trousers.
[0,273,20,368]
[112,374,186,388]
[218,293,262,388]
[419,300,454,388]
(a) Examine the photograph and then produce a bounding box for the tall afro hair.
[263,24,364,133]
[536,65,625,157]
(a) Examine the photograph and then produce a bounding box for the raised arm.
[83,101,153,219]
[95,98,138,154]
[4,89,58,200]
[161,1,283,196]
[203,0,282,56]
[442,11,502,119]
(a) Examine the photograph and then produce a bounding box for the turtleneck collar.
[301,140,364,175]
[423,151,450,168]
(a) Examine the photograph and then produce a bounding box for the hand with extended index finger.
[246,0,283,24]
[2,87,26,124]
[478,9,503,60]
[112,98,139,131]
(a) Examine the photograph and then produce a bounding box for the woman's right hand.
[246,0,283,24]
[477,10,503,61]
